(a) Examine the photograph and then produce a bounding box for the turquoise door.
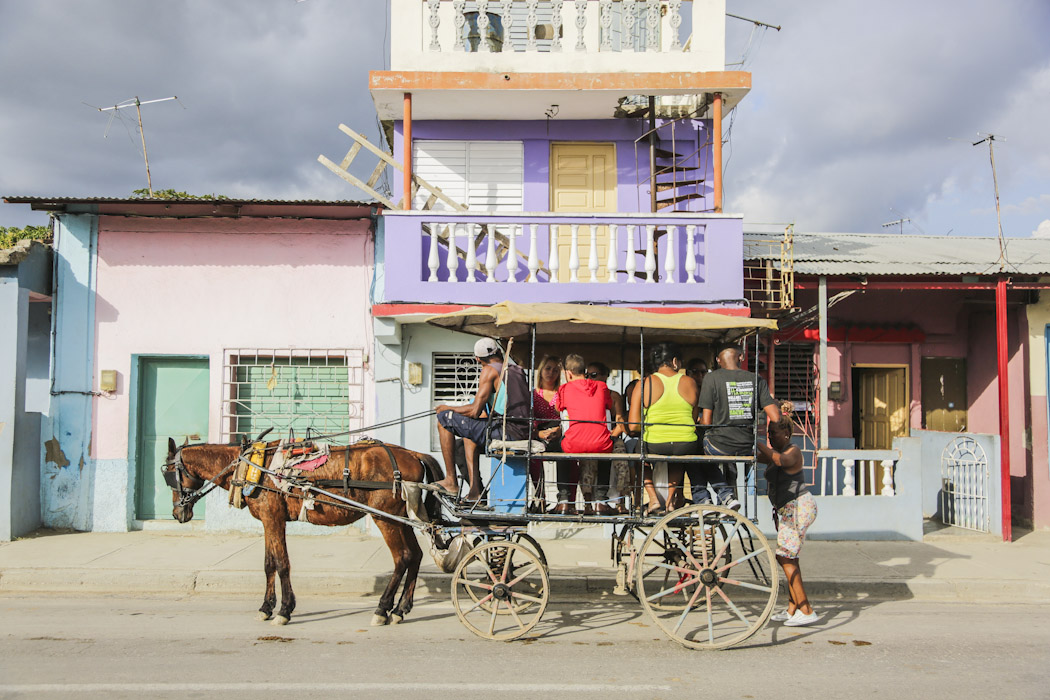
[136,358,210,520]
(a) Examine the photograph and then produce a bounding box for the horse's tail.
[417,452,445,523]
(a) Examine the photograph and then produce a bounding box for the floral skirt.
[775,492,817,559]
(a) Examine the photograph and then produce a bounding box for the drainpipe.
[712,93,723,213]
[818,275,829,450]
[403,93,412,210]
[996,277,1012,542]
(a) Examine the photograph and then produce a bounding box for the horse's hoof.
[271,615,290,626]
[370,613,390,627]
[390,613,403,625]
[257,611,273,622]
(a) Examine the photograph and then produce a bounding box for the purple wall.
[393,119,714,214]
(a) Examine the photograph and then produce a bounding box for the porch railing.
[814,449,900,497]
[382,210,743,304]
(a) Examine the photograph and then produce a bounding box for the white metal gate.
[940,436,990,532]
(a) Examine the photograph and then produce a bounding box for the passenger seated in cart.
[553,354,614,515]
[699,345,780,498]
[584,361,631,514]
[529,355,563,512]
[628,342,735,515]
[434,337,531,501]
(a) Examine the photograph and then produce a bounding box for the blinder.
[163,448,206,507]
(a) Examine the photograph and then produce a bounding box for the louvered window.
[774,343,815,418]
[222,349,365,443]
[413,141,524,212]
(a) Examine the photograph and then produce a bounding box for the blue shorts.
[437,410,499,446]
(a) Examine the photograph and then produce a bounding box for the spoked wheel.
[636,504,778,650]
[464,533,548,615]
[452,541,550,641]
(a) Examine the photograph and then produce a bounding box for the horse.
[162,437,444,627]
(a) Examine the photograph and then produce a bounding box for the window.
[430,351,483,450]
[413,140,524,211]
[774,342,815,420]
[222,349,365,444]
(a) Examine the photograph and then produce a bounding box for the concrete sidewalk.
[1,526,1049,604]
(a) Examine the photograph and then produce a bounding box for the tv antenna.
[972,133,1007,271]
[96,96,178,197]
[881,217,910,235]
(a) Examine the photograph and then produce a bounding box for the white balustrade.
[477,0,491,53]
[842,459,856,497]
[427,0,441,52]
[625,225,636,283]
[428,223,441,281]
[574,0,588,52]
[622,0,637,52]
[527,223,539,282]
[447,224,460,280]
[465,224,478,282]
[568,223,580,282]
[645,0,660,51]
[606,224,618,283]
[506,223,519,283]
[587,224,599,282]
[525,0,539,52]
[551,1,563,52]
[685,224,697,283]
[881,459,895,497]
[644,224,656,283]
[485,226,498,282]
[664,225,677,284]
[668,0,683,51]
[548,224,560,283]
[452,0,466,51]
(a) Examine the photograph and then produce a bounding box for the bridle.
[162,445,225,509]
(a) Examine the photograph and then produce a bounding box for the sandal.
[645,505,667,518]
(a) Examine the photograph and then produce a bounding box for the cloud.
[1033,219,1050,238]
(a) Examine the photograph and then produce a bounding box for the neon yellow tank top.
[642,373,697,443]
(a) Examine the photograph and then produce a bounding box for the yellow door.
[856,366,908,494]
[550,143,617,282]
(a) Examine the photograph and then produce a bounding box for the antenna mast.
[973,133,1006,271]
[98,96,177,197]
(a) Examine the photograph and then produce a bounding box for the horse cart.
[163,303,780,650]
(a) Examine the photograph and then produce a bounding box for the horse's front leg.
[263,514,295,626]
[391,526,423,624]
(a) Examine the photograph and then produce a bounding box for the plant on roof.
[131,188,228,200]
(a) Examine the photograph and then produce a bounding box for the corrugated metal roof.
[3,196,377,207]
[743,231,1050,276]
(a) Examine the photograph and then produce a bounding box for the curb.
[3,568,1049,604]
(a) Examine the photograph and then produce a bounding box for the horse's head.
[163,437,205,523]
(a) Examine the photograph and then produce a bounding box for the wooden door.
[921,357,968,431]
[855,366,908,495]
[550,143,617,282]
[136,358,210,520]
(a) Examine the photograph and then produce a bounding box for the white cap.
[473,337,501,358]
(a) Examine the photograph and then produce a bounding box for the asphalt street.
[1,595,1047,699]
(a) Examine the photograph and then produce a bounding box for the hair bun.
[780,400,794,416]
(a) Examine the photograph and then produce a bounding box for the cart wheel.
[452,541,549,641]
[636,504,778,650]
[464,533,548,615]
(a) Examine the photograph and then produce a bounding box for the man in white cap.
[433,337,529,501]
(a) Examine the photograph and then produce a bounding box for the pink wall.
[91,216,375,460]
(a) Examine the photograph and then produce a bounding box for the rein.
[163,447,239,509]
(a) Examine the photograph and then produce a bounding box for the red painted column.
[996,277,1012,542]
[403,93,412,210]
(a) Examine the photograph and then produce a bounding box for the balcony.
[374,0,749,120]
[380,210,743,304]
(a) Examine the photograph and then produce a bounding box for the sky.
[1,0,1049,240]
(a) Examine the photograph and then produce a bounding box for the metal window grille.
[221,348,365,444]
[430,352,482,450]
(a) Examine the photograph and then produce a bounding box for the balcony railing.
[392,0,725,73]
[814,449,900,497]
[381,210,743,304]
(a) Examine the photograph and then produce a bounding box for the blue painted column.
[43,214,98,531]
[0,268,27,540]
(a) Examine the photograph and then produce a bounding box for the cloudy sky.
[2,0,1049,240]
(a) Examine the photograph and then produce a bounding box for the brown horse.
[162,437,444,626]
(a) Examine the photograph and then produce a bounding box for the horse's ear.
[240,435,248,451]
[182,436,190,447]
[167,438,177,458]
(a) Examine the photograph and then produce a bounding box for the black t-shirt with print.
[698,368,775,454]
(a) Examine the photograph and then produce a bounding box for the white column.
[551,0,563,52]
[574,0,588,52]
[507,223,519,283]
[881,459,896,497]
[622,0,636,52]
[606,224,618,283]
[587,224,599,282]
[527,223,539,282]
[644,224,656,283]
[625,224,637,283]
[549,224,560,283]
[452,0,467,51]
[477,0,491,53]
[484,226,498,282]
[685,224,697,283]
[569,223,581,282]
[663,225,677,284]
[427,223,440,281]
[427,0,442,51]
[447,224,461,281]
[465,224,478,282]
[525,0,539,51]
[843,459,856,497]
